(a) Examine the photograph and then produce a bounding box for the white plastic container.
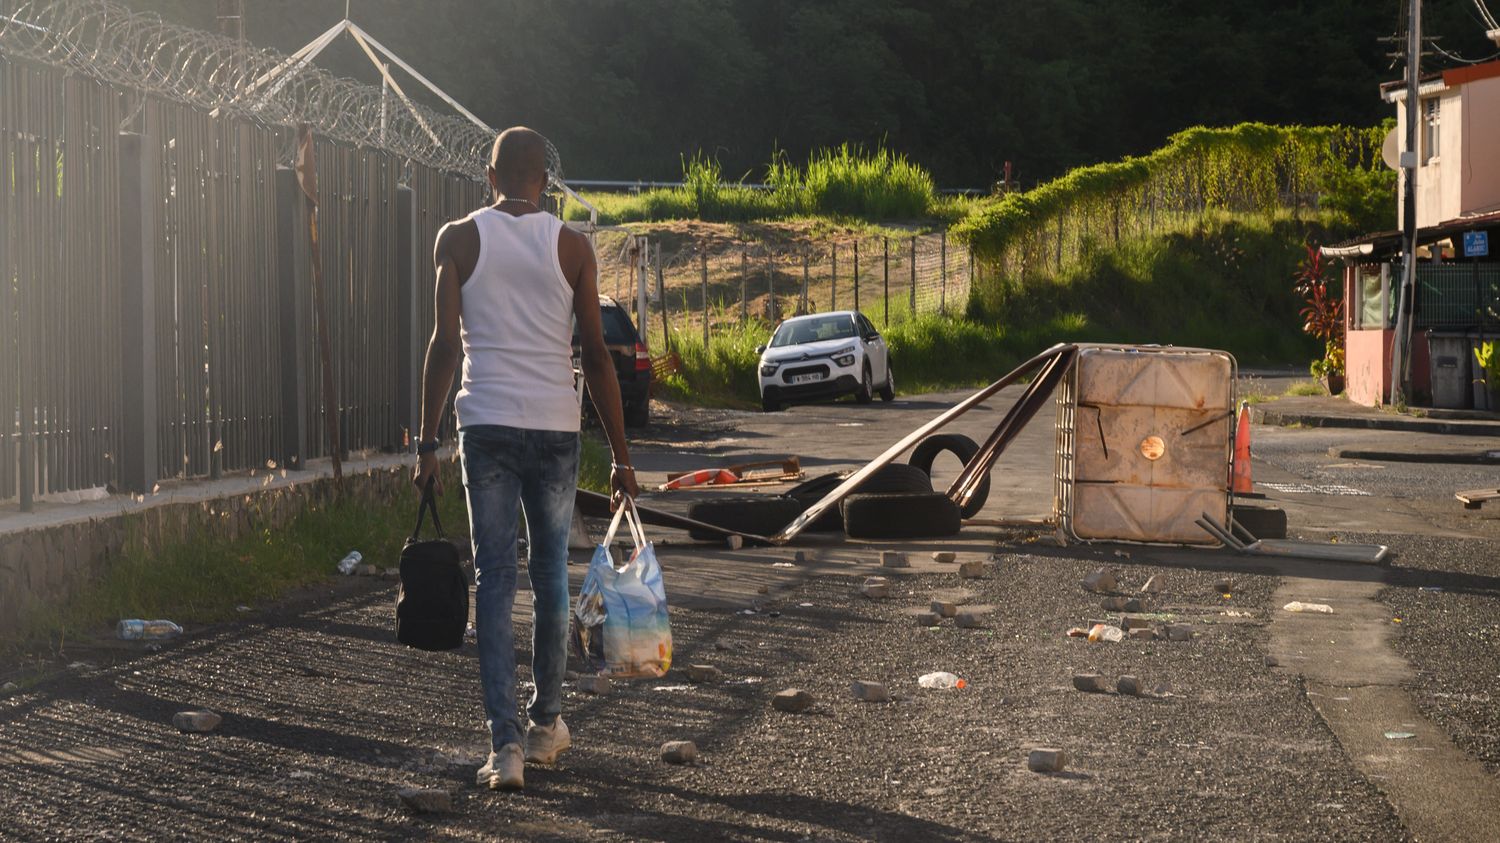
[1056,345,1236,544]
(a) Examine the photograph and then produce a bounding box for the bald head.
[488,127,548,198]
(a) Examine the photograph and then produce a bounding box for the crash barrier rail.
[594,231,977,349]
[0,52,488,508]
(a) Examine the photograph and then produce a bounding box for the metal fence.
[1,51,487,507]
[1406,261,1500,330]
[594,230,976,350]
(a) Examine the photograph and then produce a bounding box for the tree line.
[130,0,1497,188]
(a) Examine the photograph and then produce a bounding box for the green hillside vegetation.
[564,145,961,225]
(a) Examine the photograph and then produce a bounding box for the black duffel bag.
[395,480,468,651]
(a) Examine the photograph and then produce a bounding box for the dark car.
[574,296,652,427]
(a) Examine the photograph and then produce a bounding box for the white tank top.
[454,208,581,432]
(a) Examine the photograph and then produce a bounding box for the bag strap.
[411,477,445,540]
[600,495,647,553]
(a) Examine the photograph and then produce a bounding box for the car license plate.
[790,373,823,384]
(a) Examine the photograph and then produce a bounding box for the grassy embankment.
[12,440,611,650]
[642,124,1392,406]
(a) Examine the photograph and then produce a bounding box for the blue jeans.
[458,424,580,751]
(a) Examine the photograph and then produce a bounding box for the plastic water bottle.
[918,671,967,689]
[117,619,183,640]
[337,551,363,575]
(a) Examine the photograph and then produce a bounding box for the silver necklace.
[497,195,539,210]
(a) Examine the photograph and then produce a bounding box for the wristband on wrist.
[611,462,634,472]
[416,439,442,456]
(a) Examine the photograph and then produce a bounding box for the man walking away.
[412,127,639,791]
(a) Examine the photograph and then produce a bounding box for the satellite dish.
[1381,128,1400,170]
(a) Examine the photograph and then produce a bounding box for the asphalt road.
[1,383,1496,840]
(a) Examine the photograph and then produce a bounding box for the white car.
[756,311,894,412]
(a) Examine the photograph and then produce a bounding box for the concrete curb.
[1252,406,1500,438]
[1329,446,1500,465]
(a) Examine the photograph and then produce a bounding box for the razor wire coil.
[0,0,562,185]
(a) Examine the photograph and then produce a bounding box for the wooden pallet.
[1456,488,1500,510]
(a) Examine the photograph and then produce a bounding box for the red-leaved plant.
[1295,245,1344,379]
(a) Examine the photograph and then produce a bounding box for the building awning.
[1320,210,1500,262]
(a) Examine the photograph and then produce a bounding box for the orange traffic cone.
[1231,400,1253,495]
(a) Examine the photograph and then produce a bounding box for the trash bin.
[1427,332,1472,409]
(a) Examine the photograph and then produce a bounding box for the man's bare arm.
[565,228,638,502]
[413,222,468,495]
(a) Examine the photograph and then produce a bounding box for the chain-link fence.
[592,230,975,350]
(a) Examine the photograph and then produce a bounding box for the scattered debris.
[726,535,744,550]
[1072,674,1110,693]
[685,665,722,683]
[1140,575,1164,594]
[1418,586,1443,593]
[1383,731,1416,740]
[881,551,909,569]
[1264,655,1280,667]
[576,675,612,695]
[714,640,749,652]
[235,605,252,613]
[1065,627,1090,638]
[1120,615,1153,631]
[772,689,815,713]
[850,680,891,702]
[1214,577,1235,592]
[918,672,967,689]
[930,600,958,618]
[116,619,183,641]
[356,564,379,576]
[798,602,814,608]
[914,611,941,626]
[1101,596,1143,612]
[1116,676,1144,696]
[398,787,452,813]
[955,611,988,629]
[1027,748,1068,773]
[1128,627,1158,641]
[771,562,795,569]
[1152,681,1172,697]
[958,560,985,579]
[860,577,892,599]
[1087,624,1124,643]
[172,710,222,733]
[931,551,957,564]
[1165,623,1194,641]
[337,550,363,575]
[1081,568,1118,593]
[1283,601,1334,614]
[1,682,18,693]
[661,741,699,764]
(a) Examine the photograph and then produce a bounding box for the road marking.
[1261,482,1370,496]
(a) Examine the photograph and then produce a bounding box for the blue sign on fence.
[1463,230,1489,257]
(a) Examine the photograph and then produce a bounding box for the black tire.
[785,465,933,532]
[908,433,989,519]
[686,496,806,540]
[761,397,783,413]
[624,401,650,428]
[842,492,963,539]
[878,364,895,402]
[855,364,873,404]
[1231,505,1288,540]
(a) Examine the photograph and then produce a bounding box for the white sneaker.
[476,743,524,791]
[524,716,571,764]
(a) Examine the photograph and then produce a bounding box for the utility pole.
[1390,0,1420,406]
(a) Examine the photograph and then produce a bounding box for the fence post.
[656,242,668,352]
[636,236,650,351]
[117,132,159,496]
[12,191,31,511]
[800,252,809,315]
[740,253,748,322]
[394,184,418,452]
[831,244,838,311]
[909,236,917,315]
[853,240,860,312]
[882,236,889,326]
[700,252,709,347]
[940,230,947,313]
[275,166,310,470]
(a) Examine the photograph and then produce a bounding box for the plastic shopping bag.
[571,498,672,678]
